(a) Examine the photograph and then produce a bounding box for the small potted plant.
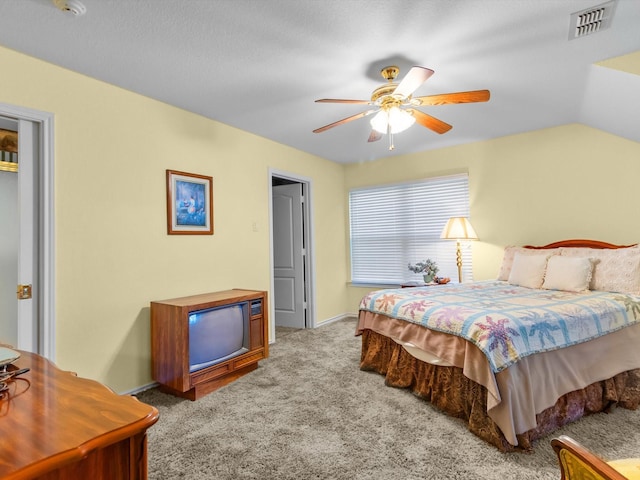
[408,259,439,283]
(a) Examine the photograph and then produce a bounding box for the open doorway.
[268,169,315,342]
[0,103,55,360]
[0,116,19,346]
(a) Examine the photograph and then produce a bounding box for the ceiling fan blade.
[367,130,382,143]
[315,99,371,104]
[312,109,377,133]
[412,89,490,106]
[408,109,452,134]
[393,66,434,99]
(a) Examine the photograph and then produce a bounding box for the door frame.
[268,168,315,342]
[0,102,55,360]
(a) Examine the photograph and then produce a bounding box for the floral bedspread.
[359,281,640,372]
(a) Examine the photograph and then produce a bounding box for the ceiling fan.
[312,65,490,150]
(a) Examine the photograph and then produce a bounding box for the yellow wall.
[344,125,640,311]
[0,45,348,393]
[598,51,640,75]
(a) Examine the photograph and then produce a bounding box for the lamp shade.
[370,106,415,134]
[440,217,478,240]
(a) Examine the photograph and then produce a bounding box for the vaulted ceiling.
[0,0,639,163]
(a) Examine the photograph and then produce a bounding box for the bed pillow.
[542,255,595,292]
[498,246,561,281]
[560,246,640,294]
[507,252,552,289]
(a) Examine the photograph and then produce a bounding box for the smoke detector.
[53,0,86,16]
[569,0,616,39]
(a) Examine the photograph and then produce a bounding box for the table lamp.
[440,217,478,283]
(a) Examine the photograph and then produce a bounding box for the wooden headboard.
[523,239,637,250]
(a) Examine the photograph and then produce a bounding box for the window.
[349,173,472,285]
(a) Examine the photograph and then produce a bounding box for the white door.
[273,183,306,328]
[0,118,39,352]
[17,119,39,352]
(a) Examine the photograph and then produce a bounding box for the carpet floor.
[136,317,640,479]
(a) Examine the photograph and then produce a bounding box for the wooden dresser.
[0,350,159,480]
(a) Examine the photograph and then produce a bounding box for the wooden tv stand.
[151,289,268,400]
[0,349,159,480]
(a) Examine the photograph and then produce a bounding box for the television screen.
[188,302,249,372]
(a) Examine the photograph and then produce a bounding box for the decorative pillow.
[560,246,640,294]
[542,255,595,292]
[507,252,553,289]
[498,246,561,281]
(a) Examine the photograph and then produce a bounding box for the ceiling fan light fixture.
[370,110,388,134]
[389,107,415,133]
[370,107,415,134]
[313,65,489,148]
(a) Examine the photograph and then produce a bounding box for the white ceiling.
[0,0,639,164]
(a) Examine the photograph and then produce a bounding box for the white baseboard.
[121,381,158,396]
[316,312,358,327]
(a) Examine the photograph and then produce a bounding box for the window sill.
[348,282,400,288]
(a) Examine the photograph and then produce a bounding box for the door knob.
[16,284,32,300]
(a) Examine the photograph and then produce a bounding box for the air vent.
[569,1,616,39]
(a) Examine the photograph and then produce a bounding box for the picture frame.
[166,169,213,235]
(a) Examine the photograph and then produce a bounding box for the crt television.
[188,301,250,372]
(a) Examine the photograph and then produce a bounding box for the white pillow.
[560,246,640,294]
[508,252,552,289]
[542,256,594,293]
[498,246,561,281]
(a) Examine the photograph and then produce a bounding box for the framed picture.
[166,170,213,235]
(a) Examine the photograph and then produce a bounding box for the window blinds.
[349,173,472,285]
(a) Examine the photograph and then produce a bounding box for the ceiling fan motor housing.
[371,84,401,104]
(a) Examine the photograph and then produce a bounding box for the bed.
[356,240,640,451]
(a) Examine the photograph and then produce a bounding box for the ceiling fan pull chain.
[388,124,395,150]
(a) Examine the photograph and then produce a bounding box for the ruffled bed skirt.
[359,329,640,452]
